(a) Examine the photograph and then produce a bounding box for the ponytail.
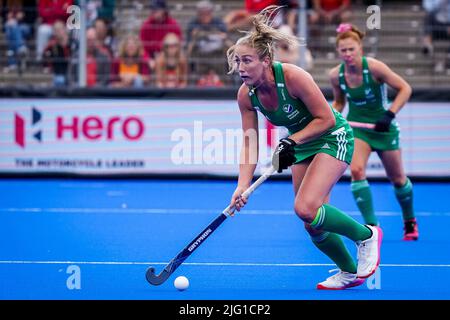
[227,5,299,74]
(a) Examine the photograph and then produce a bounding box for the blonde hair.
[162,33,181,52]
[118,34,144,59]
[226,5,299,74]
[335,24,365,46]
[155,33,187,87]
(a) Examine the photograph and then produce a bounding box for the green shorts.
[292,123,355,165]
[353,125,400,151]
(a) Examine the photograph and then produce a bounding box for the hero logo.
[15,107,145,148]
[56,115,145,141]
[15,107,42,148]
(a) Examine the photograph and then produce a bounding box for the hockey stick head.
[145,167,276,287]
[146,266,170,286]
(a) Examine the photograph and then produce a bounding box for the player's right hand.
[229,186,248,215]
[374,110,395,132]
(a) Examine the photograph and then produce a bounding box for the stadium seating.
[0,0,449,88]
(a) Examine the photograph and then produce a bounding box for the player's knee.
[351,165,366,180]
[304,222,321,236]
[391,175,407,187]
[294,199,320,223]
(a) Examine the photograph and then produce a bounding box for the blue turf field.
[0,179,449,300]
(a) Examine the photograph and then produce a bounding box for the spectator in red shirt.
[224,0,278,32]
[310,0,351,25]
[308,0,352,55]
[281,0,351,31]
[246,0,279,12]
[139,0,182,70]
[36,0,72,61]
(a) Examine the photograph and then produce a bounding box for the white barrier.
[0,99,449,177]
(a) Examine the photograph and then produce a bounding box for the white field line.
[1,207,449,217]
[0,260,449,268]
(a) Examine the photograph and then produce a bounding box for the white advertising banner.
[0,99,449,177]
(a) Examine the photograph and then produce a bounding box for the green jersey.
[339,56,390,124]
[339,56,400,151]
[249,61,349,135]
[248,61,354,164]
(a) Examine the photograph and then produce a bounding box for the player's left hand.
[229,186,248,215]
[272,138,297,173]
[374,110,395,132]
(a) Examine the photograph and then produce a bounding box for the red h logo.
[15,113,25,148]
[14,107,42,148]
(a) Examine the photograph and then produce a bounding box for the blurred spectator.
[43,20,72,87]
[196,69,224,87]
[36,0,72,61]
[110,34,151,88]
[422,0,450,55]
[280,0,299,32]
[139,0,182,69]
[223,0,278,32]
[94,17,115,58]
[307,0,351,55]
[154,33,187,88]
[77,0,116,26]
[1,0,37,72]
[186,0,230,84]
[280,0,317,35]
[86,27,111,87]
[422,0,450,73]
[274,24,314,70]
[310,0,351,25]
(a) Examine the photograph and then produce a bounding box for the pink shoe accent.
[317,278,365,290]
[403,218,419,241]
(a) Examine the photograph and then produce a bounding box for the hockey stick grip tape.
[347,121,376,130]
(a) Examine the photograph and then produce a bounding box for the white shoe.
[317,269,365,290]
[356,225,383,278]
